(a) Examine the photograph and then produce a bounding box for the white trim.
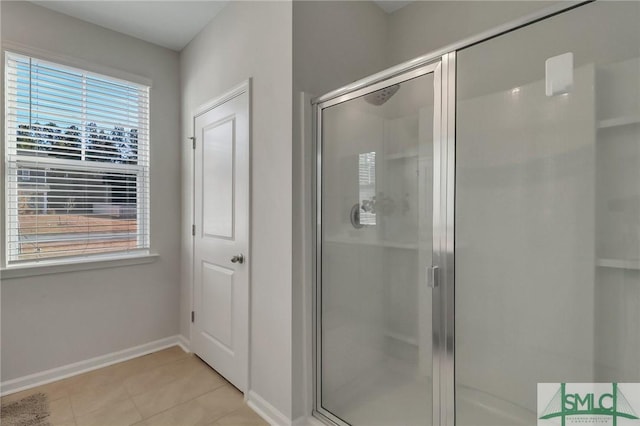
[246,390,292,426]
[2,40,153,88]
[299,92,315,420]
[246,77,253,396]
[1,252,159,280]
[194,79,251,118]
[177,335,191,353]
[0,335,188,396]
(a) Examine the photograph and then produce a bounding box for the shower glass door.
[456,2,640,425]
[316,65,439,426]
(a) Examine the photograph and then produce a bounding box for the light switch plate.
[545,52,573,96]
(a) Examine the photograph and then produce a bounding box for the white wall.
[293,0,388,97]
[180,1,293,420]
[0,1,181,381]
[387,1,555,66]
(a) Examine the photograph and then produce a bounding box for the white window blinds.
[4,52,150,263]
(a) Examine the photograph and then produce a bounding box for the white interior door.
[193,82,250,391]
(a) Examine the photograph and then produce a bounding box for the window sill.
[0,253,159,280]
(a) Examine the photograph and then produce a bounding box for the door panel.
[317,68,439,426]
[201,262,234,351]
[193,84,250,392]
[202,118,235,239]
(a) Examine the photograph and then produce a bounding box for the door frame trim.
[190,78,252,395]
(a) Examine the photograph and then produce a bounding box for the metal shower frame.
[310,2,591,425]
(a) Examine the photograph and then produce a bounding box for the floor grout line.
[127,393,144,424]
[67,393,79,426]
[135,382,231,421]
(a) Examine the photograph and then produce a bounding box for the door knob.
[231,254,245,264]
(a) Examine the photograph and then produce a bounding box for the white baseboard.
[247,390,292,426]
[0,334,189,396]
[177,335,191,353]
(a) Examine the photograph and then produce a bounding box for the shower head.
[363,84,400,106]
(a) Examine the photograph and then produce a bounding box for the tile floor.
[0,346,269,426]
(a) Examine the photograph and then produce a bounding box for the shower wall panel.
[455,2,640,424]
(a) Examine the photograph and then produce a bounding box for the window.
[4,52,149,264]
[358,151,376,225]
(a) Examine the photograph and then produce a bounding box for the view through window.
[4,52,150,263]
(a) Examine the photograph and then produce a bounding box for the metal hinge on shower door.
[191,311,195,323]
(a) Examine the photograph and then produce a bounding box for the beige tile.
[161,356,226,381]
[2,347,191,425]
[49,396,75,424]
[211,405,269,426]
[124,355,210,397]
[64,346,189,396]
[123,366,180,397]
[133,367,227,418]
[63,369,120,396]
[135,385,244,426]
[75,398,141,426]
[69,381,130,417]
[1,380,69,404]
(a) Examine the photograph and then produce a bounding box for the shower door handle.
[427,266,439,288]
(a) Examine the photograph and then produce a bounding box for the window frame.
[2,44,154,272]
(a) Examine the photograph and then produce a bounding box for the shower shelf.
[596,258,640,270]
[597,114,640,129]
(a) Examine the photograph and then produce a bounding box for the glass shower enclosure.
[314,61,447,426]
[313,2,640,425]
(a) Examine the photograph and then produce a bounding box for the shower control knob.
[231,254,245,264]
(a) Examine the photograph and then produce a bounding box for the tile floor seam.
[124,357,197,398]
[127,395,145,424]
[142,352,191,374]
[69,386,131,420]
[66,393,79,425]
[205,393,246,425]
[130,370,227,420]
[132,390,202,422]
[122,371,144,402]
[216,405,247,423]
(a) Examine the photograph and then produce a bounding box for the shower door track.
[311,2,592,425]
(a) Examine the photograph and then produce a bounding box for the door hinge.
[192,224,196,236]
[188,136,196,149]
[191,311,195,323]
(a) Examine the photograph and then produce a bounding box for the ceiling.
[30,1,229,51]
[30,1,411,52]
